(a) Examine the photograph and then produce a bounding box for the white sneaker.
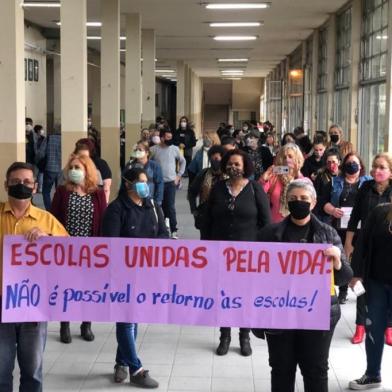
[171,231,178,239]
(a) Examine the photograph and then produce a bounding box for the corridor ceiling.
[24,0,349,77]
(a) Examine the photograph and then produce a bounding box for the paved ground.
[11,183,392,391]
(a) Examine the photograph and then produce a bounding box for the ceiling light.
[376,35,388,39]
[210,22,262,27]
[206,3,270,10]
[57,21,102,27]
[120,49,126,52]
[218,58,249,62]
[161,74,176,78]
[222,77,242,80]
[87,36,102,40]
[155,70,175,73]
[214,36,258,41]
[22,2,61,7]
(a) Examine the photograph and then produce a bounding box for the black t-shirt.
[283,219,313,243]
[339,181,359,207]
[93,157,112,180]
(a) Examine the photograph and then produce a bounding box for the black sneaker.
[130,370,159,389]
[349,374,382,390]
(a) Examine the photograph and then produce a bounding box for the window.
[317,92,328,131]
[267,80,282,135]
[333,8,352,134]
[303,36,313,133]
[317,29,328,92]
[360,0,389,81]
[359,0,389,167]
[335,8,352,88]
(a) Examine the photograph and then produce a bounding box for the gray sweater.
[150,144,186,182]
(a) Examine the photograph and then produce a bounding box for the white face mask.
[26,124,33,132]
[242,126,249,132]
[88,121,92,128]
[132,150,146,159]
[39,129,46,137]
[68,169,85,184]
[180,121,187,129]
[152,136,161,145]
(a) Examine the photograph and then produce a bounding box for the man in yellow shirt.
[0,162,68,392]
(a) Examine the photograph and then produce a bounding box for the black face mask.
[288,200,311,220]
[210,159,221,172]
[330,134,339,144]
[8,183,34,200]
[164,139,173,146]
[344,161,360,175]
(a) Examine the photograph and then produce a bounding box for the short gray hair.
[287,178,317,201]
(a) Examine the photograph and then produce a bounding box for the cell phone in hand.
[273,166,289,175]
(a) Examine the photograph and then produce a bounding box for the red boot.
[351,325,365,344]
[385,327,392,346]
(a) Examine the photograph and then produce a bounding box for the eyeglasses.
[8,179,35,187]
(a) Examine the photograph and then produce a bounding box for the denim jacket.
[330,175,372,207]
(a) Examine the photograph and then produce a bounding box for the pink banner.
[2,236,332,330]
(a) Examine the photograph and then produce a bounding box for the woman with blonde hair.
[51,153,107,344]
[187,130,220,184]
[259,143,305,222]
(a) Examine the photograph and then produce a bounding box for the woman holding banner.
[51,154,107,344]
[102,167,168,388]
[205,149,271,357]
[257,179,352,392]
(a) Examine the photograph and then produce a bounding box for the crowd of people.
[1,116,391,391]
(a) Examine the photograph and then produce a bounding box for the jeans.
[162,181,177,233]
[115,323,143,374]
[365,279,392,378]
[356,289,392,327]
[43,170,59,211]
[265,328,335,392]
[220,327,250,338]
[0,320,47,392]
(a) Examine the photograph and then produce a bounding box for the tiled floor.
[11,182,392,391]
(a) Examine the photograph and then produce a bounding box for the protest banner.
[2,235,332,330]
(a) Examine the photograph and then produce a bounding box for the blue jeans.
[115,323,142,374]
[42,170,59,211]
[365,279,392,378]
[0,318,47,392]
[162,181,177,233]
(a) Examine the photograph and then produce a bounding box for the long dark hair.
[119,167,146,196]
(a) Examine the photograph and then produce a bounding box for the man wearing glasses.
[0,162,68,392]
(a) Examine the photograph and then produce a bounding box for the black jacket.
[347,179,392,232]
[351,203,390,283]
[258,214,353,329]
[173,127,197,152]
[301,155,324,179]
[102,193,169,239]
[204,180,271,241]
[242,146,273,180]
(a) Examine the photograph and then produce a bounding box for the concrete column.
[142,29,156,128]
[326,15,337,128]
[190,70,196,122]
[60,0,87,165]
[125,13,142,158]
[385,0,392,152]
[53,54,61,127]
[311,31,319,132]
[0,0,25,195]
[350,0,361,148]
[176,60,185,123]
[101,0,120,198]
[184,64,191,118]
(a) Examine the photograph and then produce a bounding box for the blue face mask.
[133,182,150,198]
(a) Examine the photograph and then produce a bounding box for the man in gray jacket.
[150,128,186,239]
